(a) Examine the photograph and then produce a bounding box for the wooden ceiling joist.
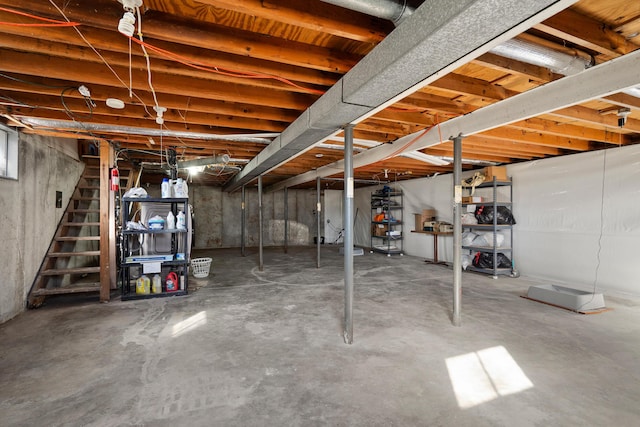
[0,0,638,186]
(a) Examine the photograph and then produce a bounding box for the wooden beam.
[423,145,518,162]
[173,0,391,43]
[479,127,590,151]
[550,105,640,133]
[433,73,516,101]
[0,107,284,136]
[373,110,435,127]
[0,32,329,95]
[0,91,289,132]
[535,8,637,57]
[435,138,558,158]
[508,117,630,144]
[473,52,561,83]
[0,50,316,110]
[397,93,472,115]
[99,142,112,302]
[0,0,359,73]
[0,74,302,122]
[602,93,640,111]
[0,19,339,88]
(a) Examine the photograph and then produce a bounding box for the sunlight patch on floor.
[172,311,207,338]
[446,345,533,409]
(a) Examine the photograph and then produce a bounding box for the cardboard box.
[372,223,386,236]
[422,209,437,223]
[415,210,437,231]
[462,196,483,203]
[483,166,507,181]
[414,214,423,232]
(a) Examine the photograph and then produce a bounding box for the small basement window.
[0,124,18,180]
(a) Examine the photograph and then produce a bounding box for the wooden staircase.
[27,156,134,308]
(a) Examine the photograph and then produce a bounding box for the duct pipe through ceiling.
[327,0,593,74]
[319,0,417,26]
[17,117,278,145]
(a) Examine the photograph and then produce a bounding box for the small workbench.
[411,230,453,265]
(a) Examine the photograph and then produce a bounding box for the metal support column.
[452,135,463,327]
[258,176,264,271]
[343,124,355,344]
[284,187,288,254]
[241,185,246,257]
[316,176,321,268]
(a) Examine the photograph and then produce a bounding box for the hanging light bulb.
[117,0,143,37]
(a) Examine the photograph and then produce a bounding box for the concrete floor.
[1,247,639,426]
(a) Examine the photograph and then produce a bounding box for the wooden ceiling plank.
[0,91,288,132]
[432,73,515,101]
[0,50,316,111]
[508,117,630,144]
[373,110,435,127]
[190,0,390,43]
[473,52,561,83]
[479,127,590,151]
[0,14,339,87]
[0,75,301,123]
[0,0,358,73]
[2,107,278,140]
[535,8,636,56]
[602,93,640,111]
[550,105,640,133]
[423,144,520,160]
[433,139,556,158]
[398,92,472,115]
[0,32,331,95]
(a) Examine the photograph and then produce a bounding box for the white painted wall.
[324,189,343,245]
[0,133,82,323]
[352,144,640,296]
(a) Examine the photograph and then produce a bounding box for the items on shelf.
[461,177,517,278]
[120,197,190,300]
[370,189,403,256]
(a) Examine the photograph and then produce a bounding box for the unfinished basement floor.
[1,247,639,426]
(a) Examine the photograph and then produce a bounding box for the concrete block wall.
[0,133,83,323]
[190,185,320,248]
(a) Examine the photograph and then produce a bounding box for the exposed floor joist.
[226,0,578,191]
[270,47,640,191]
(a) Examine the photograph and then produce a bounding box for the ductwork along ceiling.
[0,0,639,188]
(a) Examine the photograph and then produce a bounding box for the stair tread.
[31,285,101,296]
[55,236,100,241]
[68,209,100,212]
[62,222,100,226]
[48,251,100,257]
[41,266,100,275]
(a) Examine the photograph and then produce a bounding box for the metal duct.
[490,38,593,75]
[319,0,416,26]
[228,0,577,192]
[17,117,278,145]
[177,154,231,169]
[327,0,592,74]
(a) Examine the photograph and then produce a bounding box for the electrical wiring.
[60,86,94,121]
[0,95,36,108]
[127,36,326,96]
[47,0,154,119]
[578,149,607,311]
[384,113,444,160]
[0,6,79,27]
[0,72,71,89]
[135,6,160,110]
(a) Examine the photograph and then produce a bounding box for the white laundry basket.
[191,257,212,278]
